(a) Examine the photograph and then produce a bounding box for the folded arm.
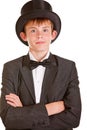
[5,93,65,115]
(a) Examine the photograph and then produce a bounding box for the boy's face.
[20,20,57,53]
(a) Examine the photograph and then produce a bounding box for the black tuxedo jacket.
[0,53,81,130]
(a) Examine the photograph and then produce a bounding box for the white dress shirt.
[29,51,50,103]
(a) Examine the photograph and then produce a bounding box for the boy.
[0,0,81,130]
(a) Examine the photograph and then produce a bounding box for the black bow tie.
[29,59,50,70]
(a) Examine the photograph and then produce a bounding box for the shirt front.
[29,51,50,103]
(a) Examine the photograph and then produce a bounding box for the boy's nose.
[37,31,43,38]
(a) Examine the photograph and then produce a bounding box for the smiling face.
[20,19,57,53]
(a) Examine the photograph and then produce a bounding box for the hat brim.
[16,10,61,46]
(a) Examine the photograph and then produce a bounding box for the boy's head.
[16,0,61,46]
[20,18,58,52]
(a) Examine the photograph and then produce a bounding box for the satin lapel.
[20,55,35,102]
[40,54,58,103]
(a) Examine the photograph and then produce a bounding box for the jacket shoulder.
[4,56,24,66]
[54,54,75,64]
[3,56,25,74]
[53,54,76,72]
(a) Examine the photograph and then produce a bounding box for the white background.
[0,0,87,129]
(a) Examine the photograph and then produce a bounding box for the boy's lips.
[36,41,45,44]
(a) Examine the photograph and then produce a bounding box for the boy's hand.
[5,93,23,107]
[45,101,65,116]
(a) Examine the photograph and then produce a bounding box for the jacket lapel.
[20,54,35,102]
[40,54,58,103]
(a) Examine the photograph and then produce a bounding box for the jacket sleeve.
[47,62,82,129]
[0,62,49,129]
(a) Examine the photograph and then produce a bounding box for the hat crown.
[21,0,52,15]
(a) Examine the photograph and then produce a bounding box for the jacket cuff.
[32,104,50,127]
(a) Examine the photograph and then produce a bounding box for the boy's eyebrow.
[43,26,50,28]
[28,27,36,29]
[28,26,50,29]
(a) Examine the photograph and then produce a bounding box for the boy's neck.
[29,50,49,62]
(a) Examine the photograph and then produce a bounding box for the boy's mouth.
[36,41,45,44]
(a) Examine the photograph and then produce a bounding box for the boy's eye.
[31,29,36,33]
[43,29,48,32]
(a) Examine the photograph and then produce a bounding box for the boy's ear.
[52,30,58,41]
[20,32,27,41]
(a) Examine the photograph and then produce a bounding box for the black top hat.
[16,0,61,46]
